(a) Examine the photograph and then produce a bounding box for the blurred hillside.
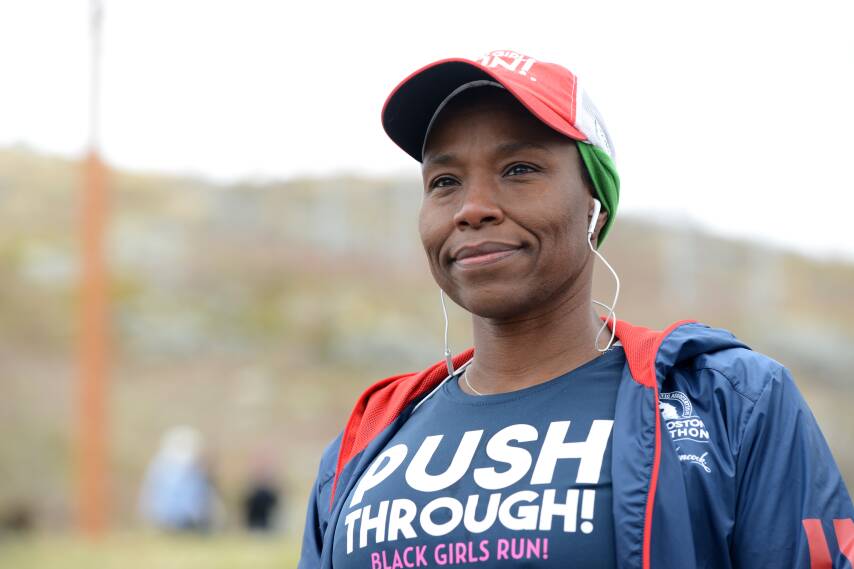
[1,145,852,538]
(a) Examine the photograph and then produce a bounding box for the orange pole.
[78,150,109,535]
[77,0,108,536]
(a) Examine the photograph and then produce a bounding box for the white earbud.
[588,198,601,240]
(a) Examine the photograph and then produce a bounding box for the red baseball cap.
[381,49,616,162]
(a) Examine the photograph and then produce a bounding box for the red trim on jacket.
[330,348,474,509]
[640,319,695,569]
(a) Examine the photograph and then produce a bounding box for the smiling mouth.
[453,247,521,268]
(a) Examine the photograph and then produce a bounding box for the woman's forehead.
[422,94,572,164]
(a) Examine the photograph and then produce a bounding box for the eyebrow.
[494,141,554,156]
[422,152,457,167]
[423,140,554,167]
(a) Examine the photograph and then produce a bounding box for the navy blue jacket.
[299,319,854,568]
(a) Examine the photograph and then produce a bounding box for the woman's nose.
[452,179,504,230]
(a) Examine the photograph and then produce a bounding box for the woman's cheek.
[419,212,451,261]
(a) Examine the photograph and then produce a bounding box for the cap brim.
[381,58,586,162]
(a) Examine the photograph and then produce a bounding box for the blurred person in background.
[242,448,282,533]
[0,502,34,536]
[139,426,218,533]
[299,51,853,568]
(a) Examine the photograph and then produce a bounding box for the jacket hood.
[610,319,748,388]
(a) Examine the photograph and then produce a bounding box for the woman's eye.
[430,176,459,189]
[505,163,537,176]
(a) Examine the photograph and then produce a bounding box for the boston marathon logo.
[659,391,710,443]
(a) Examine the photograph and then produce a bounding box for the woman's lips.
[453,246,521,267]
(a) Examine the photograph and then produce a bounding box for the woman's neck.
[465,287,606,395]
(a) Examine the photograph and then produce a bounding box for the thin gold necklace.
[462,367,484,396]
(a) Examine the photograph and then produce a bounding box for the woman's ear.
[590,206,609,247]
[596,208,609,231]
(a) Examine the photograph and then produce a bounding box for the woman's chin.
[455,289,537,321]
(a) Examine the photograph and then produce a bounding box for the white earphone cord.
[587,197,619,352]
[589,237,620,352]
[440,290,455,375]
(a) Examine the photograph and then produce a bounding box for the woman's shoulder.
[682,331,790,404]
[315,431,344,491]
[651,319,788,403]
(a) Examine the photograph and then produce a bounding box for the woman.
[299,50,853,568]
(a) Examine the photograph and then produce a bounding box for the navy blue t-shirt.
[333,346,625,568]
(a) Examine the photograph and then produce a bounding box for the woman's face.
[419,89,600,320]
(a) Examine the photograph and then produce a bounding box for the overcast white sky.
[1,0,852,259]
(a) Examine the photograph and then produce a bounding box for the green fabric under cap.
[577,142,620,247]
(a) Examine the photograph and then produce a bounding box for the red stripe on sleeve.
[833,518,854,565]
[803,519,833,569]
